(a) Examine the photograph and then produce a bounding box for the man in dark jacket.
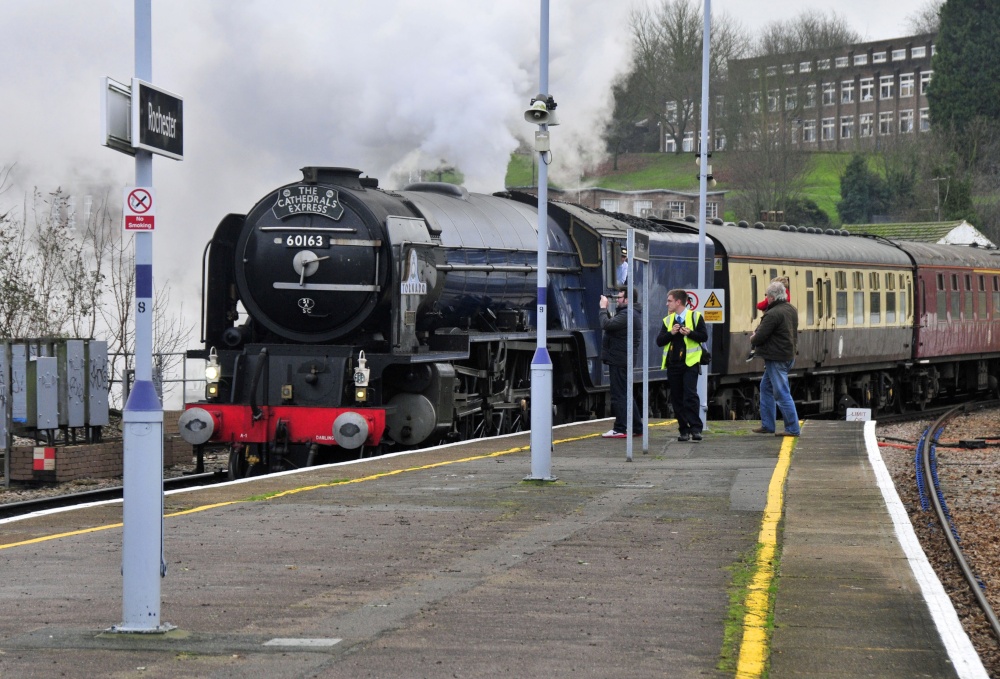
[750,280,801,437]
[599,289,642,438]
[655,289,708,442]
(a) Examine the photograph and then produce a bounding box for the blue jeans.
[760,359,800,435]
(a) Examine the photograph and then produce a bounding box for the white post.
[527,0,555,481]
[114,0,170,633]
[696,0,712,431]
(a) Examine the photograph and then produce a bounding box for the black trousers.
[609,365,642,433]
[668,364,702,435]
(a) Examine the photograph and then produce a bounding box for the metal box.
[86,341,110,427]
[58,340,87,427]
[27,356,59,430]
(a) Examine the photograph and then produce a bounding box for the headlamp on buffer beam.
[353,350,370,403]
[205,347,220,399]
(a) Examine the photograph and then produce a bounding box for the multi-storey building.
[662,32,936,153]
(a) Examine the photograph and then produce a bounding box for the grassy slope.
[506,151,851,225]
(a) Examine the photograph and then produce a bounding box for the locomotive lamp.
[205,347,220,399]
[354,350,370,403]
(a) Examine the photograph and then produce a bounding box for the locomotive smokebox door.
[234,180,387,343]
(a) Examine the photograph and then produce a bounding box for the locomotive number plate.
[284,234,329,248]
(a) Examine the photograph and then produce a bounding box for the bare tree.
[907,0,943,35]
[725,121,810,221]
[622,0,750,154]
[755,9,861,57]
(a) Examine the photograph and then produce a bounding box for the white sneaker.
[601,429,627,438]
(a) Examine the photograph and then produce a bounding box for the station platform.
[0,419,988,678]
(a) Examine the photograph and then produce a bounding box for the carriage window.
[806,270,813,287]
[937,277,947,321]
[817,278,824,319]
[837,291,848,324]
[978,276,986,319]
[854,291,865,325]
[769,268,777,281]
[807,291,815,325]
[994,276,1000,316]
[870,291,881,324]
[965,275,974,319]
[951,274,960,321]
[901,280,908,322]
[886,291,896,323]
[751,275,759,320]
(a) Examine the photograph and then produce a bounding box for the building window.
[854,54,868,66]
[821,117,835,141]
[715,95,725,117]
[714,131,727,151]
[921,71,933,95]
[803,119,817,142]
[666,101,677,122]
[822,82,836,105]
[841,116,854,139]
[750,92,760,113]
[873,51,887,63]
[818,58,831,70]
[600,199,620,212]
[900,109,914,133]
[783,63,795,75]
[668,201,685,218]
[900,73,914,97]
[768,89,779,112]
[860,113,874,137]
[880,75,894,99]
[799,61,812,73]
[682,131,694,152]
[892,48,907,61]
[835,56,849,68]
[750,68,758,78]
[912,46,927,58]
[841,80,855,103]
[766,65,777,76]
[785,88,797,110]
[804,84,816,108]
[879,111,894,135]
[633,200,652,217]
[664,137,676,153]
[860,77,874,101]
[706,202,719,219]
[920,108,930,132]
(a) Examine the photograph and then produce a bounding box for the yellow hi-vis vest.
[661,311,702,369]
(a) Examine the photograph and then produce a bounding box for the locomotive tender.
[180,166,1000,478]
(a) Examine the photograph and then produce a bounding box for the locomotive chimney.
[300,166,375,189]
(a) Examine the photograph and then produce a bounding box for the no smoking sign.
[123,186,156,231]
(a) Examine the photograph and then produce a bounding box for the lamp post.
[930,176,948,222]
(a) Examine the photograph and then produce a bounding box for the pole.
[626,230,635,462]
[696,0,711,431]
[114,0,170,633]
[527,0,555,481]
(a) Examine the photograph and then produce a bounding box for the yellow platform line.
[735,427,798,678]
[1,421,677,550]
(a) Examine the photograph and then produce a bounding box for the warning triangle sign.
[705,292,722,308]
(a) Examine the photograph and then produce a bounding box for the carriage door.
[816,275,833,365]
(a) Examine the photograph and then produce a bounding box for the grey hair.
[765,280,787,302]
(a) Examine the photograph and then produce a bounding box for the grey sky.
[0,0,929,345]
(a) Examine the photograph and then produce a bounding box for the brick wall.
[8,414,195,483]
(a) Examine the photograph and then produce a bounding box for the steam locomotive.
[180,166,1000,478]
[179,167,707,477]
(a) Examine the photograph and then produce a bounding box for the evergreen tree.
[837,154,887,224]
[927,0,1000,133]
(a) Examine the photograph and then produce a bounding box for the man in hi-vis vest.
[656,289,708,441]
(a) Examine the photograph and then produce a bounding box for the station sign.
[684,288,725,323]
[123,186,156,231]
[132,78,183,160]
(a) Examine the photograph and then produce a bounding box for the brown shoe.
[775,432,800,437]
[751,427,774,434]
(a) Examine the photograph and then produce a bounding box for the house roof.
[843,220,996,247]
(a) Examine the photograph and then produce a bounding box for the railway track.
[877,401,1000,675]
[0,470,229,521]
